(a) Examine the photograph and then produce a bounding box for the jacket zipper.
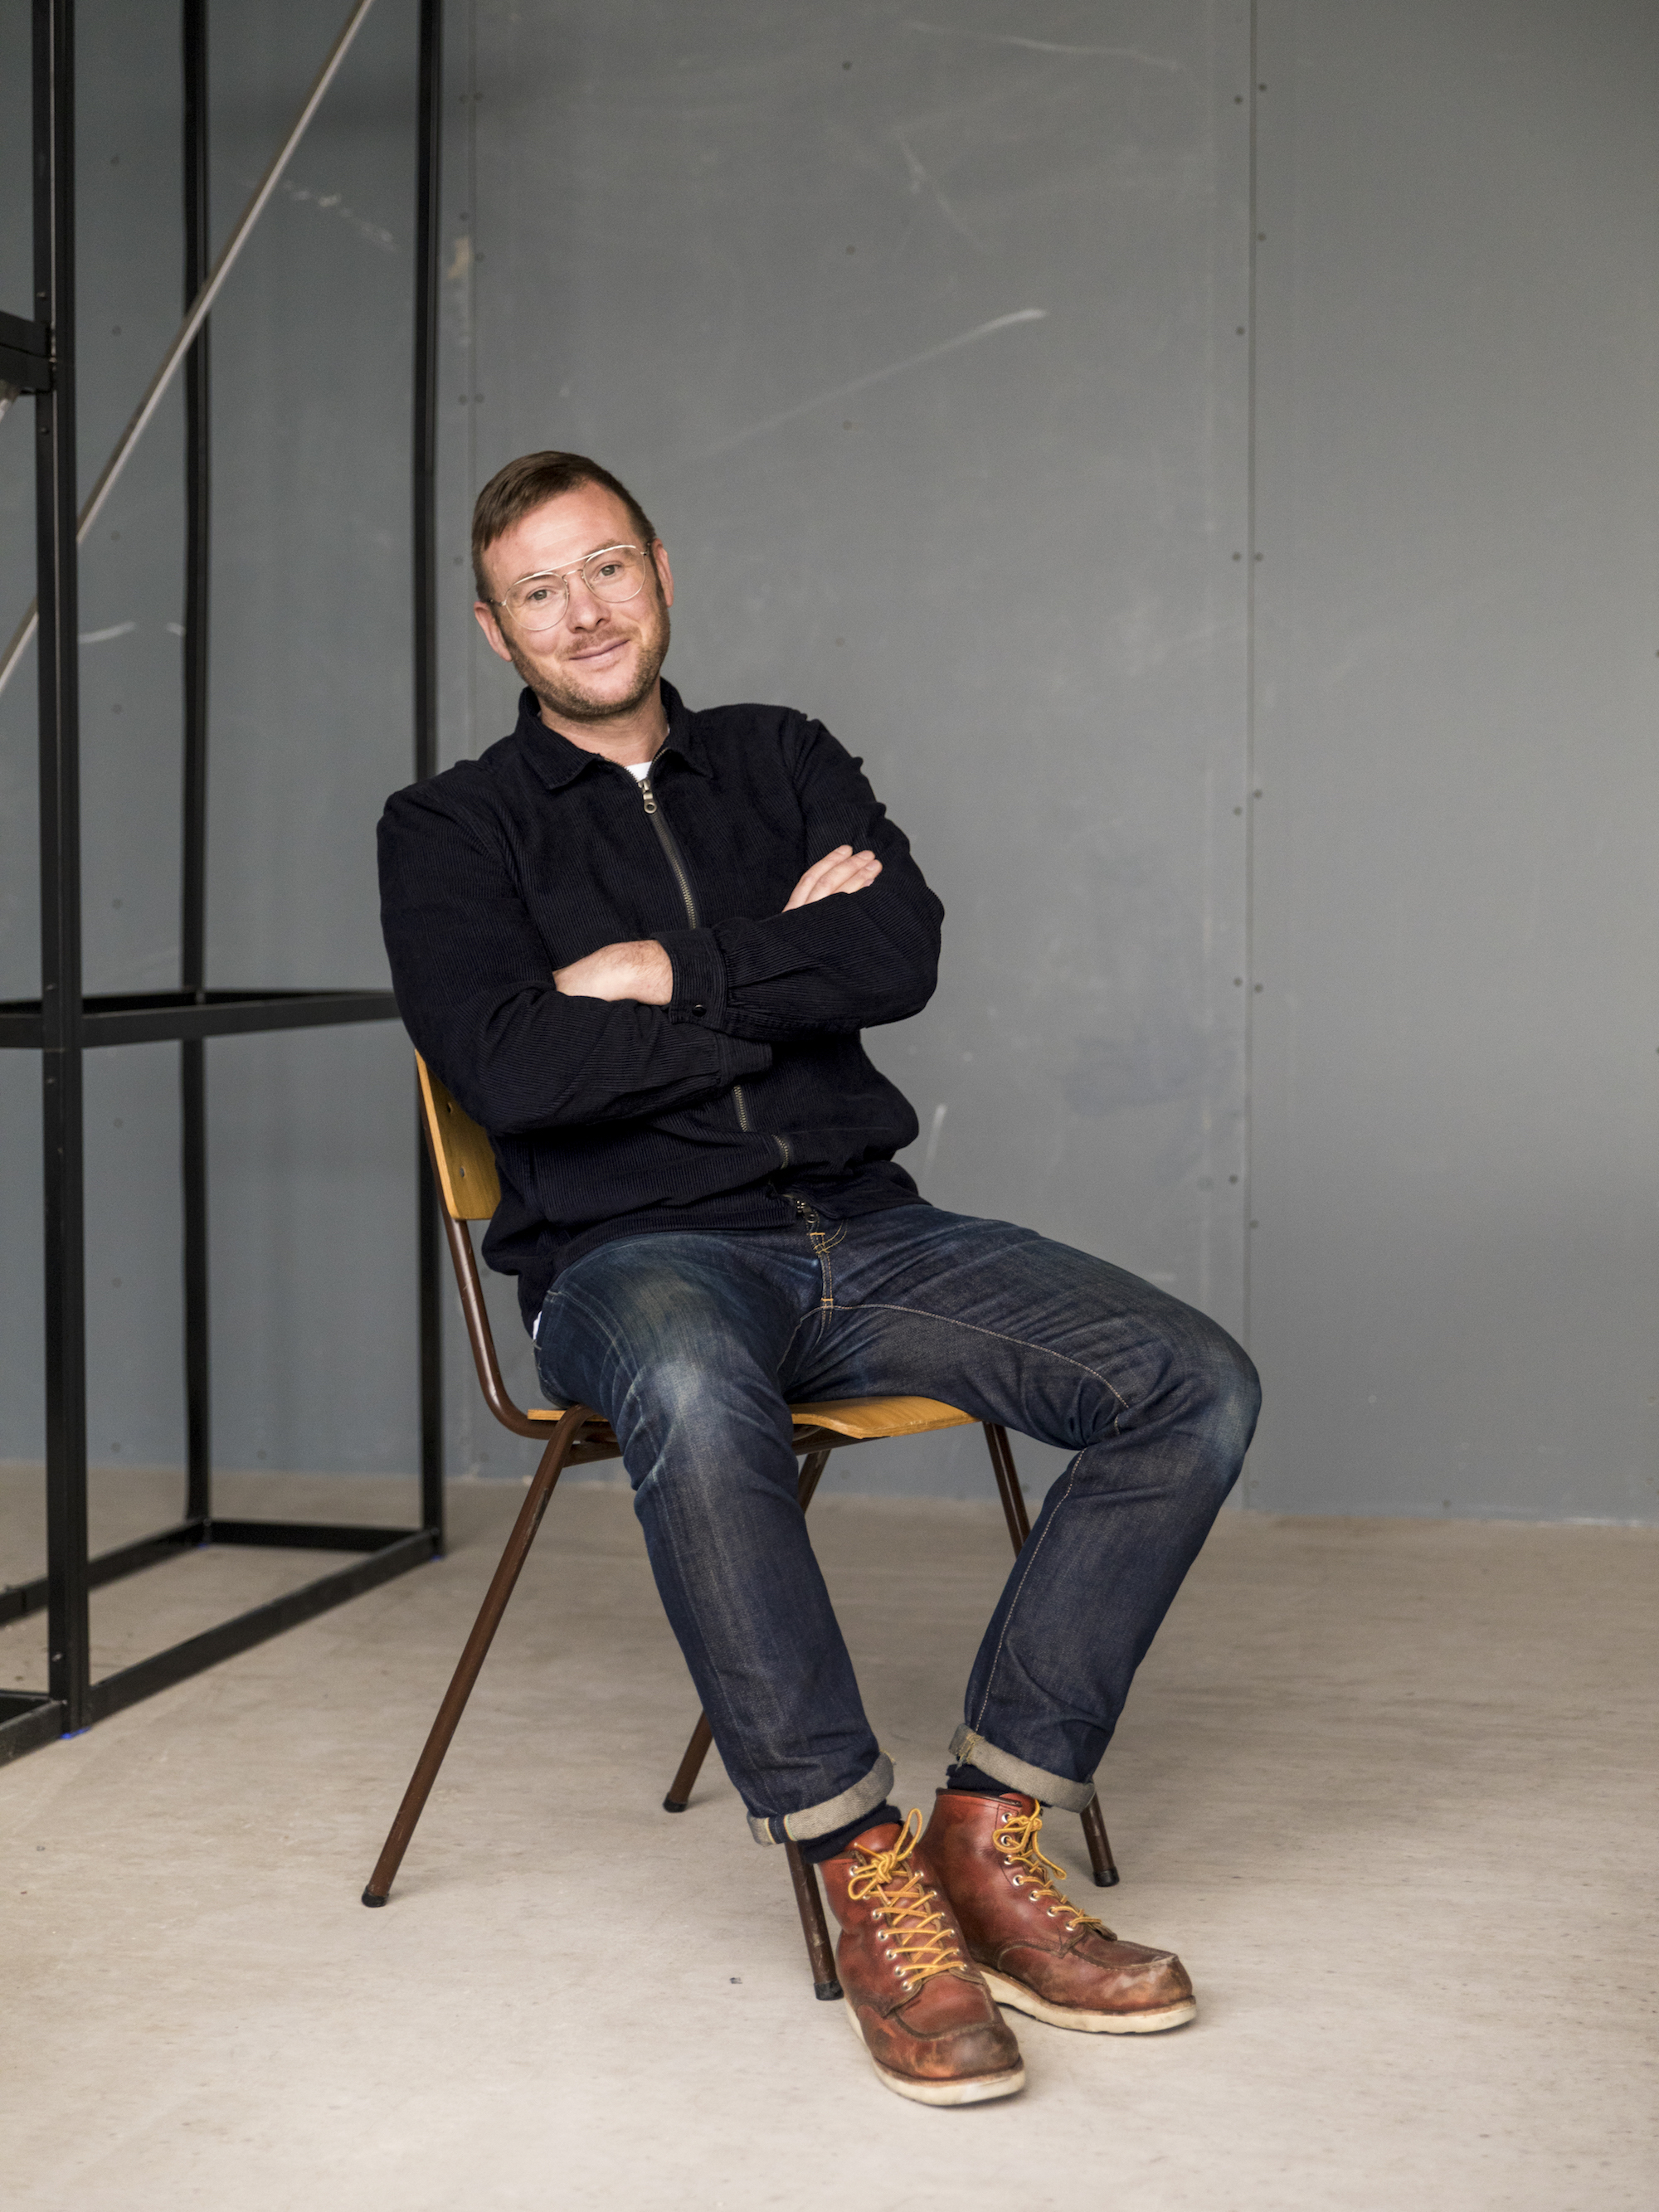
[639,771,766,1143]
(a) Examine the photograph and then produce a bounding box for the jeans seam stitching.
[811,1228,844,1308]
[846,1302,1132,1412]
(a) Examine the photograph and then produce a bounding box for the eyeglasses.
[492,542,651,631]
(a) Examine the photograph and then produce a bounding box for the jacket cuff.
[654,926,729,1028]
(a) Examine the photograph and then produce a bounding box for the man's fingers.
[797,844,854,893]
[783,845,854,912]
[809,853,881,902]
[785,849,881,910]
[813,857,881,900]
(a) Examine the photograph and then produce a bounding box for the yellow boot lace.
[845,1810,967,1994]
[992,1801,1110,1937]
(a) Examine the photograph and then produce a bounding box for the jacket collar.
[510,679,710,791]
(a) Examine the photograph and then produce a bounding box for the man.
[378,450,1260,2107]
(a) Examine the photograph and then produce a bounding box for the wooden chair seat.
[361,1058,1118,2002]
[525,1393,978,1445]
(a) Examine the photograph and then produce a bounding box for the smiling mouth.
[568,635,629,664]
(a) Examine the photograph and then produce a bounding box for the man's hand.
[553,939,674,1004]
[783,844,882,911]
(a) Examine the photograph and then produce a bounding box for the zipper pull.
[640,780,658,815]
[792,1197,820,1228]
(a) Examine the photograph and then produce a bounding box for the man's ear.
[651,538,674,610]
[474,600,514,664]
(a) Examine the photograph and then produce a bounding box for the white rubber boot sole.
[845,2001,1025,2105]
[980,1967,1197,2035]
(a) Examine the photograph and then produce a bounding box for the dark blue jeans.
[534,1203,1259,1849]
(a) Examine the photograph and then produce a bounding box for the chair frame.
[361,1061,1117,2001]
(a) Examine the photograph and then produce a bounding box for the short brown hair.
[471,450,659,600]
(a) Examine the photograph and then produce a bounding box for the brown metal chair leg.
[662,1714,713,1813]
[362,1407,594,1906]
[981,1421,1032,1550]
[981,1422,1123,1887]
[659,1447,834,1816]
[1080,1793,1120,1888]
[785,1838,843,2001]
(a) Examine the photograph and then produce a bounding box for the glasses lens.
[507,577,567,630]
[583,546,648,603]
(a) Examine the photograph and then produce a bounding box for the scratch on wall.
[695,309,1048,459]
[893,130,983,248]
[274,175,396,252]
[906,20,1181,69]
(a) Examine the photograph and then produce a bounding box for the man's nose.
[562,576,606,630]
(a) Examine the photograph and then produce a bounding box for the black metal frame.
[0,0,446,1766]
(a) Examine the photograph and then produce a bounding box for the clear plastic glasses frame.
[493,542,650,631]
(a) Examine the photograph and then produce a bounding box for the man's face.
[474,482,674,730]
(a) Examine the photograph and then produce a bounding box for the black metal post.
[413,0,445,1548]
[35,0,88,1731]
[181,0,212,1528]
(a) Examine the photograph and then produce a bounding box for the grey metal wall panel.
[193,1,424,1475]
[445,0,1253,1492]
[18,2,1647,1524]
[1247,0,1659,1519]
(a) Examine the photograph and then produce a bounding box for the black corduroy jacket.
[377,682,944,1327]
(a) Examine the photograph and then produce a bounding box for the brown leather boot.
[818,1811,1025,2105]
[921,1789,1197,2034]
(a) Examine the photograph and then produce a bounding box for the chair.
[361,1057,1118,2001]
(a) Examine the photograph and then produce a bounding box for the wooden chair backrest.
[416,1057,500,1222]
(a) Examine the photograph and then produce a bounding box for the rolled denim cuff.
[948,1724,1094,1815]
[747,1753,895,1848]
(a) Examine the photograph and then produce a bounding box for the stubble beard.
[507,596,672,728]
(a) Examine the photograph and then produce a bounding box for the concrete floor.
[1,1465,1655,2211]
